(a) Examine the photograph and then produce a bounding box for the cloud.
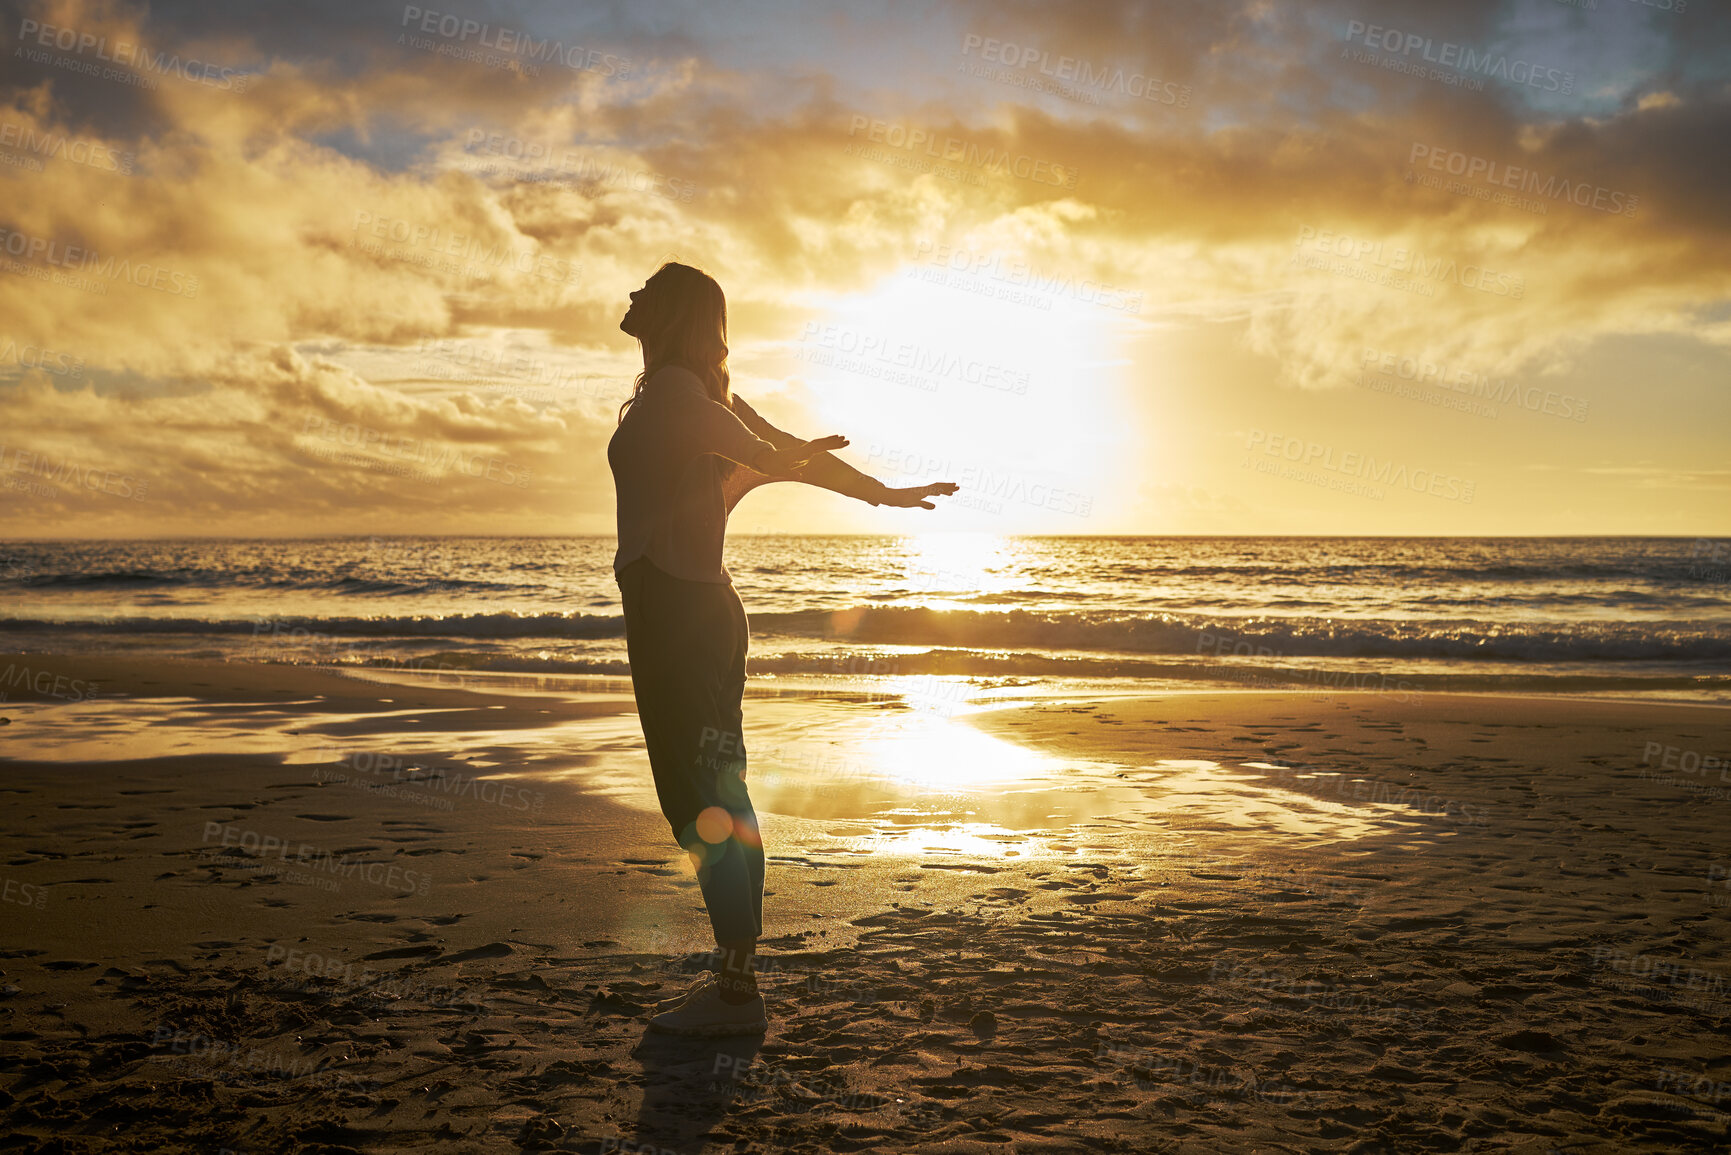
[0,0,1726,534]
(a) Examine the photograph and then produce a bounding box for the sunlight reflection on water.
[659,698,1441,859]
[2,676,1452,864]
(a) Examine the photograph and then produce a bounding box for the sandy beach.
[1,654,1728,1152]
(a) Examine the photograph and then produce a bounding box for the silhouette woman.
[609,261,956,1036]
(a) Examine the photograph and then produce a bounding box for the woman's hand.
[877,481,959,509]
[753,435,849,476]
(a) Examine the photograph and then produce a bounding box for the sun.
[899,532,1019,607]
[760,260,1139,533]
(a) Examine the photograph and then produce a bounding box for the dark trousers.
[616,555,764,943]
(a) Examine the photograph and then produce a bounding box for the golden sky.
[1,0,1727,537]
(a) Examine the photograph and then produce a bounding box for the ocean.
[2,536,1728,703]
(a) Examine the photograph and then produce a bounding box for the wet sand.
[1,654,1728,1152]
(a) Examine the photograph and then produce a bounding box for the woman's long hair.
[617,261,731,424]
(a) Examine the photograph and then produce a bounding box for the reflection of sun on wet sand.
[2,655,1729,1152]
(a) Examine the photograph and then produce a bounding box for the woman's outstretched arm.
[730,394,884,503]
[731,394,958,508]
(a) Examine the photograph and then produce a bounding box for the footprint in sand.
[620,857,681,877]
[361,945,442,960]
[443,942,513,964]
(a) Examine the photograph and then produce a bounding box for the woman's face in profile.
[621,278,655,337]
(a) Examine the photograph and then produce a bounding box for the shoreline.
[8,646,1727,707]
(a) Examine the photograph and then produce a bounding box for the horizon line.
[2,532,1726,543]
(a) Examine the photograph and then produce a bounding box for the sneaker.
[654,970,717,1013]
[648,983,767,1037]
